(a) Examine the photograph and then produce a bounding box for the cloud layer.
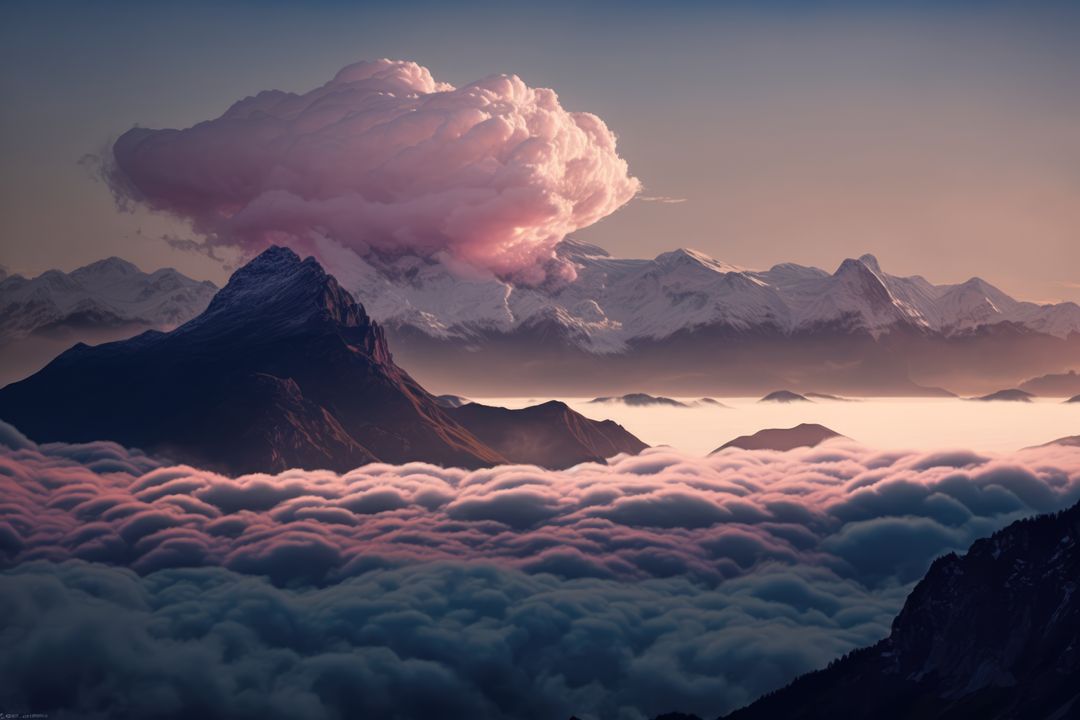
[0,560,902,720]
[3,423,1080,718]
[3,425,1079,590]
[109,59,640,283]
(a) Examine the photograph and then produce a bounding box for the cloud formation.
[109,59,640,283]
[3,424,1080,718]
[0,560,901,720]
[3,422,1080,590]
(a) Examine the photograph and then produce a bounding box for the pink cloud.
[109,59,641,283]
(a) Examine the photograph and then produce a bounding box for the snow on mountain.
[334,239,1080,351]
[0,257,217,342]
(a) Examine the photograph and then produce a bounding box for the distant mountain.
[972,389,1035,402]
[1069,395,1080,404]
[760,390,810,403]
[0,257,216,342]
[334,239,1080,396]
[712,424,843,453]
[718,498,1080,720]
[0,247,645,474]
[1019,370,1080,397]
[591,393,690,407]
[0,258,219,388]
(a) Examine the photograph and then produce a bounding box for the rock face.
[711,424,843,453]
[0,247,646,475]
[719,499,1080,720]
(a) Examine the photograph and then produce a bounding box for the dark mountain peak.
[184,245,387,360]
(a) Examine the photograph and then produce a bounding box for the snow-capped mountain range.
[0,257,217,342]
[334,239,1080,352]
[3,243,1077,395]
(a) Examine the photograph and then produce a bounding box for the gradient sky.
[1,0,1079,302]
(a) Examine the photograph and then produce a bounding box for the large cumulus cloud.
[108,59,640,283]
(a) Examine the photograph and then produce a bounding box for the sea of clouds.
[2,420,1079,718]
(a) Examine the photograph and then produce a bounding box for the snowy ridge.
[0,257,217,342]
[329,238,1080,352]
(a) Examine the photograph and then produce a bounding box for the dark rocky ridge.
[0,247,646,474]
[714,497,1080,720]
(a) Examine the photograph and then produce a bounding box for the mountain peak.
[857,253,881,273]
[73,256,141,276]
[194,245,376,341]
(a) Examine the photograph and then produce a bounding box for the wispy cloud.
[638,194,688,204]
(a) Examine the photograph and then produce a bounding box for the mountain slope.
[719,499,1080,720]
[448,401,648,468]
[0,247,645,474]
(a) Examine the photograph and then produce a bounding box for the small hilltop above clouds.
[759,390,811,403]
[971,388,1035,402]
[712,424,845,453]
[590,393,727,408]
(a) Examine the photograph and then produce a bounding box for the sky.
[1,0,1079,302]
